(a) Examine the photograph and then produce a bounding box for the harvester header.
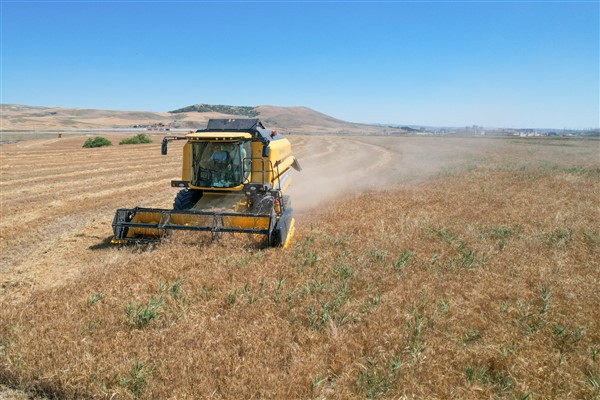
[112,118,301,247]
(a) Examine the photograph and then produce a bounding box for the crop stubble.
[0,134,599,398]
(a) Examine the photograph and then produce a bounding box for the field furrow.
[0,161,180,198]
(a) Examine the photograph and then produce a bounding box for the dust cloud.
[287,135,496,214]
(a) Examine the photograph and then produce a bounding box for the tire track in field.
[295,136,338,162]
[346,137,397,174]
[13,138,63,149]
[289,137,369,211]
[288,136,404,212]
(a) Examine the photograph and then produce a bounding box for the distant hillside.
[0,103,404,135]
[0,104,170,130]
[168,103,399,134]
[257,105,348,130]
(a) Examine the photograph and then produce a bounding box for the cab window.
[190,141,249,188]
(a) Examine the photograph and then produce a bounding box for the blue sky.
[1,1,598,128]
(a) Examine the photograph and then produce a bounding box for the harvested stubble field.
[0,134,599,399]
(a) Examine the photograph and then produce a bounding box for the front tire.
[173,189,202,210]
[270,208,294,247]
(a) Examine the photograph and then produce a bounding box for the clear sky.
[1,1,598,128]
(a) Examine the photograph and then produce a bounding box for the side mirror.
[161,139,168,155]
[291,158,302,172]
[262,144,270,157]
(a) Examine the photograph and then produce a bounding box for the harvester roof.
[206,119,265,131]
[194,119,285,142]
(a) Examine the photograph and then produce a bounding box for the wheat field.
[0,134,599,399]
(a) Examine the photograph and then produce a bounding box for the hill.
[1,103,403,135]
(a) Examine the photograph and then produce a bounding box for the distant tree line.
[400,126,421,132]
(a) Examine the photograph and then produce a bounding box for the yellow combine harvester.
[112,119,301,247]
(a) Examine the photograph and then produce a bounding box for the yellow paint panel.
[125,210,270,239]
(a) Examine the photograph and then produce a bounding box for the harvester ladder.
[244,157,274,185]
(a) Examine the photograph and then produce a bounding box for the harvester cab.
[112,119,301,247]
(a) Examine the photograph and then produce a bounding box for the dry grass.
[0,136,599,399]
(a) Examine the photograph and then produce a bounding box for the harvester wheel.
[173,189,202,210]
[270,208,294,248]
[270,229,283,247]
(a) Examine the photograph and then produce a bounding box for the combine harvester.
[112,119,301,247]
